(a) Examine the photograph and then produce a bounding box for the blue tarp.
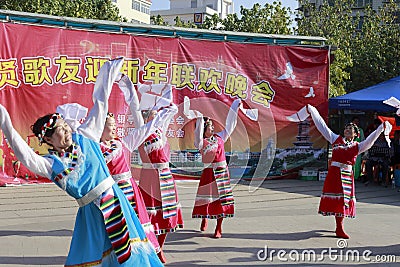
[329,76,400,111]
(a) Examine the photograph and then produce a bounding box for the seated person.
[390,130,400,166]
[364,133,393,186]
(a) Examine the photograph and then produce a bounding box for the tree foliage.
[0,0,122,21]
[349,2,400,92]
[297,0,356,97]
[219,2,293,34]
[297,0,400,96]
[151,2,293,35]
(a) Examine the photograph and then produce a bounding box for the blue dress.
[0,58,163,266]
[47,133,163,266]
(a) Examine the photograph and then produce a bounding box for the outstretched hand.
[118,75,136,103]
[383,121,392,147]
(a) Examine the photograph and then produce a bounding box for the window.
[191,0,197,8]
[132,0,140,11]
[355,0,373,7]
[112,0,117,2]
[141,4,150,15]
[395,11,400,24]
[365,0,372,5]
[356,16,364,31]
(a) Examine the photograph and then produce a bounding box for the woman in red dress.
[291,104,391,239]
[192,99,241,238]
[136,85,183,263]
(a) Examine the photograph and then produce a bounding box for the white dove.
[383,97,400,116]
[305,86,315,98]
[278,62,296,80]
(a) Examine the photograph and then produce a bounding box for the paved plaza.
[0,178,399,266]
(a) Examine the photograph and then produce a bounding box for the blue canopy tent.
[329,76,400,112]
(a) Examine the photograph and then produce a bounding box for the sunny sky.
[150,0,298,12]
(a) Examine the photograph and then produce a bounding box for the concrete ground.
[0,178,399,266]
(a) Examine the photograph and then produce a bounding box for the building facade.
[151,0,234,25]
[112,0,151,24]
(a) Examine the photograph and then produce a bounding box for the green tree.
[297,0,400,96]
[349,1,400,92]
[222,2,293,34]
[151,2,293,34]
[297,0,356,97]
[173,16,197,28]
[150,14,169,26]
[0,0,122,21]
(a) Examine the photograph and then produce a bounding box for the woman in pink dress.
[192,99,241,239]
[136,85,183,263]
[99,75,177,255]
[291,104,391,239]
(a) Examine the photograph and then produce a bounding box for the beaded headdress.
[37,113,63,144]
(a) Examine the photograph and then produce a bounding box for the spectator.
[365,116,381,137]
[364,133,393,187]
[390,130,400,166]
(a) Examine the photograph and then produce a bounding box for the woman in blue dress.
[0,58,167,266]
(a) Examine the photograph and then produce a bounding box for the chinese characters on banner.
[0,22,329,184]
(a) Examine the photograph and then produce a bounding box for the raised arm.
[194,116,204,149]
[217,99,241,142]
[306,105,338,144]
[118,75,144,128]
[122,103,178,152]
[0,105,52,178]
[77,58,124,140]
[358,122,391,154]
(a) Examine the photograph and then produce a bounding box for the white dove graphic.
[305,86,315,98]
[278,62,296,80]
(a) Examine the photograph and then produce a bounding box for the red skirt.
[192,168,235,219]
[139,168,184,235]
[318,167,356,218]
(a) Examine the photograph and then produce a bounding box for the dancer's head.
[31,113,72,152]
[343,122,359,141]
[203,117,214,138]
[101,112,117,142]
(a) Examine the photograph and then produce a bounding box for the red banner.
[0,22,329,185]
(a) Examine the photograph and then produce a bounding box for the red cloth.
[378,116,400,139]
[318,136,358,218]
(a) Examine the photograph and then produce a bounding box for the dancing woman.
[99,77,179,255]
[190,99,241,238]
[135,84,183,263]
[289,104,391,239]
[0,58,163,266]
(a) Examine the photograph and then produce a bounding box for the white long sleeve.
[358,123,385,154]
[118,75,144,128]
[160,102,177,142]
[307,104,339,144]
[77,58,124,141]
[194,117,204,149]
[218,99,241,142]
[0,105,52,178]
[122,103,178,152]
